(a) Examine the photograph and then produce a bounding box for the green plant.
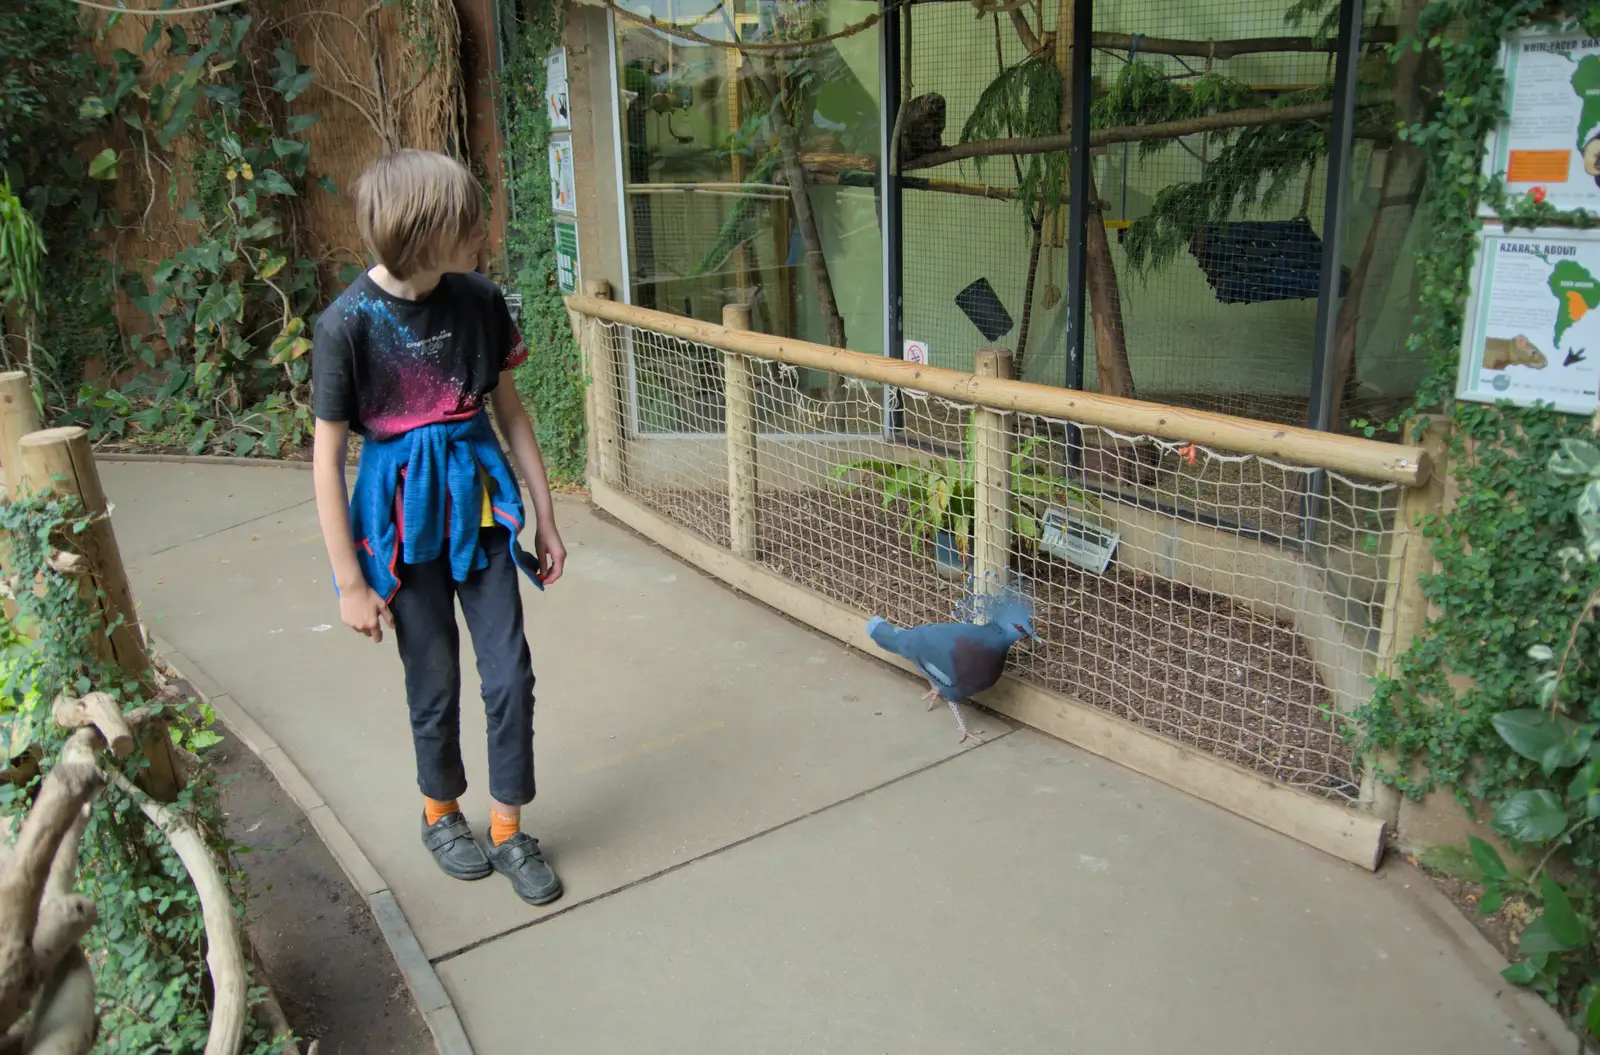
[0,176,45,319]
[60,14,326,456]
[497,0,587,485]
[1353,3,1600,1040]
[1444,437,1600,1031]
[0,489,290,1054]
[830,419,1090,559]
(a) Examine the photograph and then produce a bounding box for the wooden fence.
[566,283,1442,871]
[0,372,303,1055]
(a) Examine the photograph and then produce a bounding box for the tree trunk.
[1326,0,1428,428]
[1014,213,1045,376]
[1085,168,1136,398]
[1054,0,1135,398]
[753,61,847,352]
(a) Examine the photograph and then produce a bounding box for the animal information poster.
[546,47,570,132]
[1457,226,1600,413]
[554,216,580,295]
[548,135,576,215]
[1482,26,1600,214]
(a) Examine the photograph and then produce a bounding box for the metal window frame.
[607,1,897,442]
[1302,0,1365,540]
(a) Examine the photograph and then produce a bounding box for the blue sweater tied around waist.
[345,412,544,602]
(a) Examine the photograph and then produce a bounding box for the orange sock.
[424,797,460,826]
[489,808,520,846]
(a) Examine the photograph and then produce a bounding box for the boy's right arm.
[313,418,393,643]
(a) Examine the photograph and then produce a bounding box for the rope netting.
[600,319,1409,802]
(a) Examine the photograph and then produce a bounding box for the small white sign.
[1457,224,1600,414]
[902,338,929,398]
[546,48,571,132]
[548,135,576,215]
[1038,505,1119,575]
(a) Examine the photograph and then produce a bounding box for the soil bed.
[212,734,432,1054]
[637,484,1359,800]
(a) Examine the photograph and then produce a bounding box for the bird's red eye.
[1015,623,1026,632]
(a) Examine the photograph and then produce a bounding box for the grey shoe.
[487,832,564,905]
[422,812,492,881]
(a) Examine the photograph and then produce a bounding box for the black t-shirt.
[311,270,528,440]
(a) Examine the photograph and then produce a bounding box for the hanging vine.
[498,0,587,484]
[1354,1,1600,1039]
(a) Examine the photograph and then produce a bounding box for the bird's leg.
[949,699,986,744]
[921,680,942,709]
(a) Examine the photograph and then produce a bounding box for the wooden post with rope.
[577,280,628,490]
[1362,418,1447,828]
[722,303,760,560]
[18,427,183,803]
[973,348,1014,593]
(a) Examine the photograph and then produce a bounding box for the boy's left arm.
[491,375,566,585]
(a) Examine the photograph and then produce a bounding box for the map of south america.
[1551,259,1600,345]
[1574,54,1600,148]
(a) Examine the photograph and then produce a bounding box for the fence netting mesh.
[601,319,1409,803]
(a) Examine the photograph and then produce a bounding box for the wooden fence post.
[1362,418,1447,827]
[581,280,627,489]
[19,427,182,802]
[722,303,759,560]
[973,348,1014,593]
[0,372,40,625]
[0,372,39,500]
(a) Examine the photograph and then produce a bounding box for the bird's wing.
[897,624,970,688]
[917,658,956,687]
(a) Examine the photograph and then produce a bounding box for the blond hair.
[354,149,482,280]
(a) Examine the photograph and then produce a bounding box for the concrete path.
[103,460,1563,1055]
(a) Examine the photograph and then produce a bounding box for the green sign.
[555,217,580,296]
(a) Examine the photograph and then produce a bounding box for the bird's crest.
[954,574,1036,628]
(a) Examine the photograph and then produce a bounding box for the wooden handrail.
[563,294,1430,486]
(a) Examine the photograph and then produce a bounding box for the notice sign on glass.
[546,47,570,132]
[1457,226,1600,413]
[554,216,580,296]
[1482,25,1600,214]
[548,135,576,215]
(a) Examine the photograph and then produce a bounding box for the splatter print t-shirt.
[311,270,528,440]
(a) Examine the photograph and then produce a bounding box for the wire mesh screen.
[594,318,1411,803]
[895,1,1426,431]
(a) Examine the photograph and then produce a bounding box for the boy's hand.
[534,527,567,586]
[341,583,395,643]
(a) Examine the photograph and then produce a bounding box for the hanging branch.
[1084,27,1397,60]
[907,98,1353,171]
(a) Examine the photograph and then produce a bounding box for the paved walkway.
[104,459,1566,1055]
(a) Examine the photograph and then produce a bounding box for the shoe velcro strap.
[424,816,471,851]
[497,836,543,866]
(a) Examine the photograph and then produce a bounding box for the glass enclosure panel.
[614,0,883,433]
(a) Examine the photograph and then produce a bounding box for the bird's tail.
[865,615,901,654]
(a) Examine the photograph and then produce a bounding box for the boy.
[311,149,566,905]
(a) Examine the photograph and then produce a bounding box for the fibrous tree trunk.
[1327,0,1428,429]
[751,60,847,353]
[1054,0,1134,398]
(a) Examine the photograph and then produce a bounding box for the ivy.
[64,12,325,457]
[1353,0,1600,1035]
[497,0,587,485]
[0,491,288,1054]
[0,2,331,455]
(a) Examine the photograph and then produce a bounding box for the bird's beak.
[1030,631,1043,645]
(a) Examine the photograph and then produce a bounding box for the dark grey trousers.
[389,526,537,806]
